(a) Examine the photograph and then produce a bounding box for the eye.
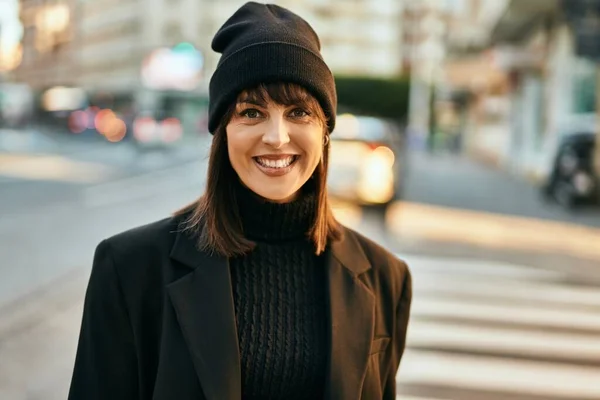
[289,108,310,118]
[240,108,262,119]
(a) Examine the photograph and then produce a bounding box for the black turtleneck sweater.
[229,184,328,400]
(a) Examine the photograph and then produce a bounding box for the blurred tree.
[334,75,410,123]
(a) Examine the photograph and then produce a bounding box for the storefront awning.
[491,0,559,43]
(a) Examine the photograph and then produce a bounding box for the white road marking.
[398,349,600,399]
[407,320,600,361]
[400,254,565,281]
[411,297,600,331]
[414,275,600,308]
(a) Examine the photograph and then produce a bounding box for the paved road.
[2,246,599,400]
[403,151,600,228]
[1,131,600,399]
[396,254,600,400]
[0,131,212,306]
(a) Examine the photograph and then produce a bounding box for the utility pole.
[407,0,446,151]
[596,68,600,179]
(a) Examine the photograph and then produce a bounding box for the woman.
[68,2,412,400]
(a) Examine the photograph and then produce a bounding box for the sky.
[0,0,22,48]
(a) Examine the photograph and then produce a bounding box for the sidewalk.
[0,268,87,400]
[402,151,600,229]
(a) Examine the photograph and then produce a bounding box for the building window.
[572,58,597,114]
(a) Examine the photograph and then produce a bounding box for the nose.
[262,116,290,149]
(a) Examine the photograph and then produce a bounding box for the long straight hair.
[175,82,341,257]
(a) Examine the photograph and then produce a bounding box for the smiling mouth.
[253,155,299,169]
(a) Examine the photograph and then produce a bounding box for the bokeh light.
[94,109,127,142]
[161,118,183,143]
[103,118,127,143]
[133,116,157,142]
[68,110,89,134]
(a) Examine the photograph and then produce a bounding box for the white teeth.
[256,156,295,169]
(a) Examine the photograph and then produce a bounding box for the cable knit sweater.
[229,183,328,400]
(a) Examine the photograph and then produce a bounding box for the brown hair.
[174,82,342,257]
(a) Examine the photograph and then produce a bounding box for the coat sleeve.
[68,239,139,400]
[383,265,412,399]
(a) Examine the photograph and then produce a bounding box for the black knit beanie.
[208,1,337,134]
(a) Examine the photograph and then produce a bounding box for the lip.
[253,154,299,160]
[253,155,299,177]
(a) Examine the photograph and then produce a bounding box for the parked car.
[327,114,405,211]
[542,132,598,209]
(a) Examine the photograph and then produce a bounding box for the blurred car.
[542,132,598,209]
[327,114,404,210]
[131,110,184,151]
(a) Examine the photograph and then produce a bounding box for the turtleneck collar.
[235,180,317,242]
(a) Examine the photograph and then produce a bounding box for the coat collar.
[167,228,241,400]
[168,224,374,400]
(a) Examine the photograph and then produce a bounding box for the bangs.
[238,82,327,122]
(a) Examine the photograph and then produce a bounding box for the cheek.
[296,131,323,166]
[226,131,254,170]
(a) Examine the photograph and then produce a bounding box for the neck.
[235,180,317,242]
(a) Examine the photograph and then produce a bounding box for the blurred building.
[434,0,510,161]
[403,0,448,144]
[301,0,404,77]
[14,0,406,95]
[436,0,600,184]
[402,0,447,74]
[201,0,405,78]
[76,0,205,95]
[13,0,409,134]
[490,0,598,181]
[15,0,77,89]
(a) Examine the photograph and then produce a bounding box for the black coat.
[68,214,412,400]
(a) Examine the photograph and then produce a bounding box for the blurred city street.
[1,128,600,400]
[3,0,600,399]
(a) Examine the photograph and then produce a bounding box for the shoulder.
[338,225,411,296]
[92,214,187,285]
[340,226,409,273]
[88,214,191,304]
[101,215,181,258]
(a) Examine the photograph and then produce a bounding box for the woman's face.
[226,89,325,203]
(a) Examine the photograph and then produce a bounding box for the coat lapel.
[165,224,375,400]
[325,229,375,400]
[167,229,241,400]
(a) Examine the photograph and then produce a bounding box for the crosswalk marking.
[408,320,600,361]
[404,255,565,281]
[415,276,600,309]
[398,349,600,399]
[395,255,600,399]
[412,296,600,331]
